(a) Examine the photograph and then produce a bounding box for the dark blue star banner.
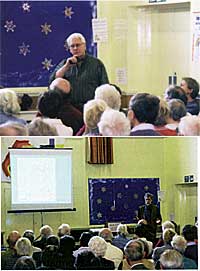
[88,178,160,225]
[0,1,97,87]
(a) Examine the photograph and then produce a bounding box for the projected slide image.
[16,158,56,203]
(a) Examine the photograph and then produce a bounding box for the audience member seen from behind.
[13,255,36,270]
[88,236,115,270]
[112,224,130,252]
[155,220,176,248]
[180,77,200,115]
[159,249,183,269]
[128,93,161,136]
[59,232,75,269]
[74,250,101,270]
[164,85,187,106]
[27,117,58,136]
[166,98,187,132]
[73,231,93,258]
[50,33,109,112]
[49,78,84,135]
[0,88,26,125]
[134,224,153,257]
[154,99,175,136]
[99,227,123,269]
[181,224,198,265]
[33,225,53,250]
[178,115,200,136]
[98,109,131,136]
[95,84,121,111]
[83,99,107,135]
[23,230,41,253]
[37,245,61,270]
[171,235,197,269]
[124,239,148,270]
[152,228,176,266]
[0,121,28,136]
[37,90,73,136]
[1,230,21,270]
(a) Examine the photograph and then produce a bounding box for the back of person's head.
[99,228,113,242]
[66,32,86,46]
[20,94,33,111]
[168,99,187,121]
[15,237,33,256]
[182,224,197,241]
[14,256,36,270]
[165,86,187,105]
[162,228,176,244]
[49,78,71,94]
[0,88,21,114]
[40,225,53,237]
[74,250,100,270]
[28,117,58,136]
[109,83,122,95]
[84,99,107,130]
[0,122,28,136]
[42,245,59,268]
[124,239,144,261]
[162,221,175,232]
[60,223,71,235]
[46,234,59,247]
[154,99,170,126]
[37,90,63,118]
[129,93,160,124]
[95,84,121,110]
[134,224,146,238]
[178,115,200,136]
[79,232,93,247]
[160,249,183,269]
[117,224,128,236]
[13,256,36,270]
[182,77,199,99]
[88,236,107,257]
[98,109,130,136]
[171,235,187,254]
[23,230,35,244]
[59,234,75,255]
[7,230,21,249]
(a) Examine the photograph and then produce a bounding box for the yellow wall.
[1,137,198,238]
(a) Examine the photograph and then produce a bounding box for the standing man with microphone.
[137,192,162,244]
[50,33,109,112]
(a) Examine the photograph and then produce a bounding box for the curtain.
[87,137,113,164]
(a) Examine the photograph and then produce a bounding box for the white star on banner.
[4,20,16,32]
[42,58,53,70]
[22,2,31,12]
[97,212,102,219]
[18,42,30,56]
[41,23,52,35]
[64,7,74,19]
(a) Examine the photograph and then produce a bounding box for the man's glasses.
[69,43,84,49]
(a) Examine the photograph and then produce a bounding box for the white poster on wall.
[116,68,127,85]
[92,18,108,42]
[192,12,200,63]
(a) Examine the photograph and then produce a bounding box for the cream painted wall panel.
[163,137,198,229]
[127,4,190,95]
